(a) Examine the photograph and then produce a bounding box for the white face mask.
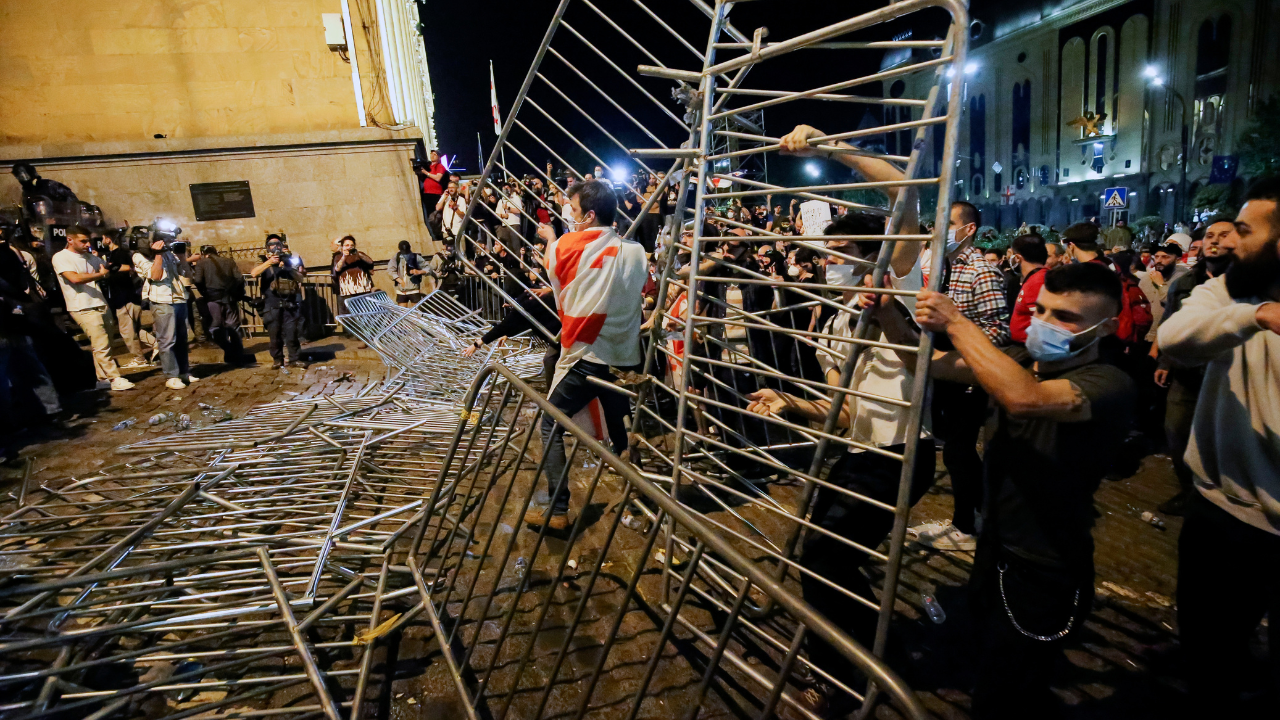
[946,228,963,254]
[825,263,865,288]
[786,264,801,278]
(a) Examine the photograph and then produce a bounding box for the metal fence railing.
[409,363,928,720]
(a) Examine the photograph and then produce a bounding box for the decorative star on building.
[1066,111,1108,137]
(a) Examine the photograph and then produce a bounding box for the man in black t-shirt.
[103,232,153,367]
[879,262,1135,719]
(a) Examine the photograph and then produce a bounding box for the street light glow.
[964,61,978,75]
[1151,76,1164,87]
[608,165,628,182]
[1143,65,1159,78]
[805,163,821,178]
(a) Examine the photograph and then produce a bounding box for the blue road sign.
[1103,187,1128,209]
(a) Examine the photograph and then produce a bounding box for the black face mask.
[1225,238,1280,299]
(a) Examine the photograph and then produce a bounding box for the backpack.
[1123,277,1153,341]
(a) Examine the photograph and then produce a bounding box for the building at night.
[888,0,1277,230]
[0,0,438,261]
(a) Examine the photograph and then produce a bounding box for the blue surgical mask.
[1025,317,1106,363]
[946,228,962,255]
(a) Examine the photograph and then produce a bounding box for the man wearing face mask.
[527,180,647,530]
[909,199,1010,551]
[1151,219,1235,516]
[1157,179,1280,717]
[877,262,1135,718]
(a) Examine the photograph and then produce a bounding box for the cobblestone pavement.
[0,341,1253,719]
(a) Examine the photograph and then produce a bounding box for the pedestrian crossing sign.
[1103,187,1128,209]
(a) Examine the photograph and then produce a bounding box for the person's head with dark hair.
[1010,234,1048,278]
[1222,177,1280,298]
[565,179,618,230]
[1061,221,1101,261]
[1150,242,1181,278]
[1112,250,1137,281]
[1028,262,1123,359]
[948,201,980,254]
[397,240,412,255]
[201,245,218,256]
[428,149,440,162]
[823,211,883,260]
[65,224,93,254]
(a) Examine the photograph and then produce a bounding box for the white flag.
[490,60,501,136]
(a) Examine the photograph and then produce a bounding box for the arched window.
[1088,28,1116,135]
[969,94,986,188]
[1011,80,1032,167]
[1195,16,1231,97]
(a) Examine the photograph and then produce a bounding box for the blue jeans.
[0,334,60,423]
[537,360,630,515]
[151,303,189,378]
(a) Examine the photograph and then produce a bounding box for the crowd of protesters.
[446,122,1278,717]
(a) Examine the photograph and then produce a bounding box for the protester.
[133,233,195,389]
[1152,218,1236,514]
[1008,234,1048,344]
[386,240,430,307]
[252,239,306,369]
[437,180,466,243]
[497,184,524,252]
[525,180,646,530]
[885,263,1135,718]
[52,227,134,391]
[1158,178,1280,718]
[1045,242,1066,268]
[1137,243,1186,340]
[193,246,249,365]
[913,199,1009,552]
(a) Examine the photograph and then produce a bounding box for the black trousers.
[263,304,302,364]
[1163,378,1199,494]
[538,360,630,515]
[636,213,661,253]
[932,379,988,535]
[206,299,245,363]
[969,543,1093,720]
[799,441,936,686]
[1177,493,1280,716]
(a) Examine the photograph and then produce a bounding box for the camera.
[148,218,183,250]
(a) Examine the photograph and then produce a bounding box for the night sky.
[418,1,953,187]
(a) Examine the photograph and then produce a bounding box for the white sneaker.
[110,377,135,391]
[183,375,200,384]
[119,358,149,370]
[165,377,187,390]
[908,521,977,552]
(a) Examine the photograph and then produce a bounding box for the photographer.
[496,184,524,253]
[435,181,466,243]
[102,230,153,367]
[133,234,196,390]
[415,149,447,236]
[252,240,306,368]
[54,226,134,391]
[386,240,430,307]
[194,245,250,365]
[331,235,375,308]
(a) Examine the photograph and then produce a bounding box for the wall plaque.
[190,181,255,221]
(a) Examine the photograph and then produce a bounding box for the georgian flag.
[490,60,501,136]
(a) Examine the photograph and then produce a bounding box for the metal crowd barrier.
[408,363,928,720]
[453,0,969,708]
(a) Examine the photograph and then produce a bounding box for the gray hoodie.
[1158,275,1280,535]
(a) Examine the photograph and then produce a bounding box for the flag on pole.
[489,60,501,136]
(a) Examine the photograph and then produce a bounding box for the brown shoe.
[524,508,570,530]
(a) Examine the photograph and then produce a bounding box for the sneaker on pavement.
[288,360,307,368]
[110,377,135,391]
[272,361,284,370]
[119,358,149,370]
[165,377,187,390]
[909,521,977,552]
[523,507,570,530]
[182,375,200,384]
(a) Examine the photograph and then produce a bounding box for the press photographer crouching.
[251,236,306,369]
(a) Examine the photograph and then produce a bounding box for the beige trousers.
[70,306,121,381]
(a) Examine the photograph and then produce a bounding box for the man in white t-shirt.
[51,226,134,391]
[134,237,197,390]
